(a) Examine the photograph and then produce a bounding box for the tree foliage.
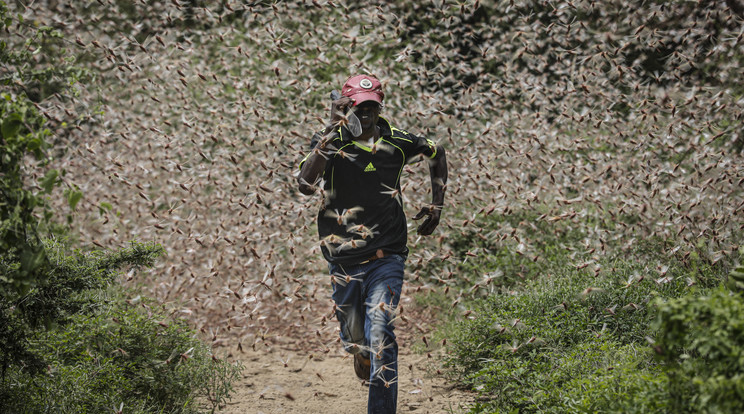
[1,3,242,411]
[0,0,90,296]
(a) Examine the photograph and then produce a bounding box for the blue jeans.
[329,254,405,414]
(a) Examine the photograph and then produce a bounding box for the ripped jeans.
[329,254,405,414]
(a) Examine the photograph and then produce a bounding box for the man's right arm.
[297,135,329,195]
[297,95,353,195]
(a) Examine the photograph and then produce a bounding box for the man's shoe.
[354,353,371,381]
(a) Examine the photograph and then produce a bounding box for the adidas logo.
[364,162,376,172]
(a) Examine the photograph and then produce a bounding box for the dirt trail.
[223,347,472,414]
[220,293,475,414]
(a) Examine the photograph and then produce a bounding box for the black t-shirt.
[300,117,438,265]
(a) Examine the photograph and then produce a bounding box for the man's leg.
[330,263,368,358]
[363,255,404,414]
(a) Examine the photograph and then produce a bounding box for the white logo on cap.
[359,78,373,89]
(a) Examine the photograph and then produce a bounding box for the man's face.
[355,101,381,131]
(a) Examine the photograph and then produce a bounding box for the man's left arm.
[413,145,447,235]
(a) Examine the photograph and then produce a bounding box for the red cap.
[341,75,384,106]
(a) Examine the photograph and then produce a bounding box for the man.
[297,74,447,414]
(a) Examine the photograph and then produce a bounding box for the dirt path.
[219,291,475,414]
[222,346,473,414]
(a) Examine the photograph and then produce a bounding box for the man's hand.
[330,96,354,125]
[413,205,442,235]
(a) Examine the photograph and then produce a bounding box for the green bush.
[442,229,729,413]
[23,296,241,413]
[0,239,163,378]
[0,241,242,413]
[463,337,669,414]
[654,286,744,414]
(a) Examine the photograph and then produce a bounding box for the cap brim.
[350,92,382,106]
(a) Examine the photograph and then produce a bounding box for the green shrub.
[22,295,241,413]
[0,242,242,413]
[654,286,744,414]
[0,239,163,378]
[442,232,729,413]
[463,337,668,414]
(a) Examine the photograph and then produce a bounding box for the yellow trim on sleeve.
[426,138,438,159]
[298,153,311,170]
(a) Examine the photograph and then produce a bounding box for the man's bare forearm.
[429,146,447,207]
[298,151,327,195]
